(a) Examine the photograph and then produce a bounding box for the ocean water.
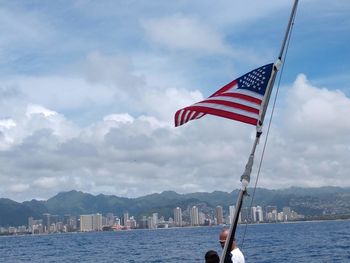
[1,220,349,262]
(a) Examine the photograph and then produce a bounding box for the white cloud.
[103,113,134,124]
[254,75,350,188]
[1,68,350,202]
[26,104,57,118]
[33,176,70,189]
[142,14,231,55]
[284,74,350,139]
[8,183,30,193]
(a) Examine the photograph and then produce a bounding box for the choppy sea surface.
[1,220,349,262]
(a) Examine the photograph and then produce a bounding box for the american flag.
[174,63,274,127]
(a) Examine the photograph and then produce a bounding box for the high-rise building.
[199,212,206,225]
[122,212,129,226]
[251,207,257,222]
[80,214,102,232]
[229,205,242,224]
[190,206,199,226]
[256,206,264,222]
[174,207,183,227]
[241,207,250,222]
[106,213,115,226]
[216,206,224,225]
[152,213,158,228]
[283,207,291,221]
[129,216,137,229]
[42,213,51,232]
[80,215,92,232]
[139,216,148,229]
[28,217,35,230]
[147,216,156,229]
[229,205,235,224]
[265,206,278,222]
[63,215,77,231]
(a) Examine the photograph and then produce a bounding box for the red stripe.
[188,106,257,125]
[214,93,262,105]
[175,109,185,127]
[199,99,260,114]
[174,110,180,126]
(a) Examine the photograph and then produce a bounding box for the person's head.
[219,228,237,249]
[205,250,220,263]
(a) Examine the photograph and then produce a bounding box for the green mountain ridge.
[1,186,350,227]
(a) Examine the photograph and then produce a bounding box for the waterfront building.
[241,207,250,222]
[190,206,199,226]
[80,214,102,232]
[229,205,235,224]
[17,226,27,233]
[277,212,284,221]
[42,213,51,232]
[139,216,148,229]
[8,227,16,234]
[63,215,77,231]
[216,206,224,225]
[266,206,278,222]
[147,216,156,229]
[152,213,158,227]
[283,207,292,221]
[106,213,115,226]
[174,207,183,227]
[251,206,257,222]
[129,216,137,229]
[256,206,264,222]
[123,212,129,226]
[199,212,206,225]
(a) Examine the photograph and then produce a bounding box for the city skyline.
[1,202,304,236]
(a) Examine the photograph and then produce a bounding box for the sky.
[0,0,350,202]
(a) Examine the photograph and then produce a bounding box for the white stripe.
[223,88,264,100]
[193,102,259,119]
[183,110,191,123]
[188,111,197,121]
[196,112,205,119]
[203,96,261,110]
[177,110,184,125]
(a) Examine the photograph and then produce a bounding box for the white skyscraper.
[174,207,183,227]
[283,207,292,221]
[123,212,129,226]
[229,205,235,224]
[152,213,158,228]
[190,206,199,226]
[256,206,264,222]
[251,206,257,222]
[229,205,242,224]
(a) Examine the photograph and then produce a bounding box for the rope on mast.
[240,2,299,249]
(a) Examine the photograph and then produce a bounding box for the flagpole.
[220,1,299,262]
